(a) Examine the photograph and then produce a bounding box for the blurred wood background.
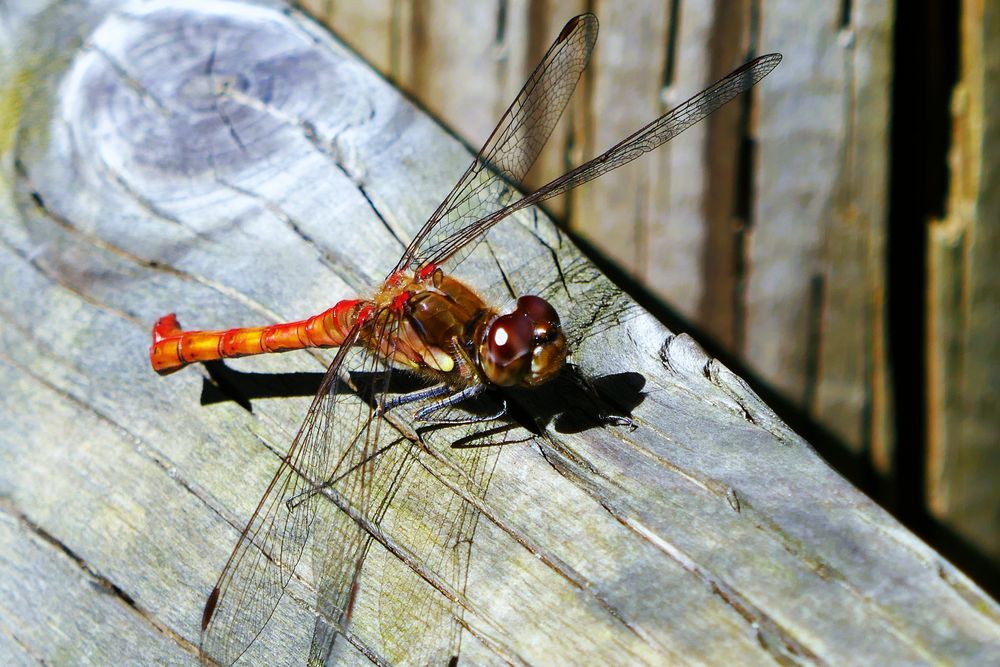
[298,0,999,586]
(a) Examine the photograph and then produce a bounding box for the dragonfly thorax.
[383,269,566,389]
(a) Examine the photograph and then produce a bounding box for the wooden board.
[1,1,997,665]
[926,0,1000,564]
[751,0,894,465]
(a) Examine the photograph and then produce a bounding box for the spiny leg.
[285,383,507,511]
[377,382,454,416]
[286,383,505,510]
[414,384,507,425]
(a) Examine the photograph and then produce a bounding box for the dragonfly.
[150,13,780,665]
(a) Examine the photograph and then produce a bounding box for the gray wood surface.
[1,1,997,665]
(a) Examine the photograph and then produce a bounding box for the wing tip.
[755,52,783,76]
[557,13,598,44]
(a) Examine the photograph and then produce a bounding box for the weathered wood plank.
[926,0,1000,563]
[569,1,670,283]
[315,1,588,224]
[751,0,894,461]
[0,1,997,665]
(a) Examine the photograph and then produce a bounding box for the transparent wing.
[374,400,510,665]
[199,309,399,666]
[312,391,514,665]
[419,52,783,270]
[304,315,414,665]
[393,13,598,275]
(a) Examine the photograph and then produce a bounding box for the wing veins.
[200,319,374,665]
[394,13,598,274]
[424,52,783,268]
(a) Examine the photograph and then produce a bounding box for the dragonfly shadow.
[199,361,327,412]
[506,367,646,436]
[198,361,431,412]
[199,360,644,440]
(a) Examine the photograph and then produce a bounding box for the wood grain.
[926,0,1000,564]
[0,1,997,665]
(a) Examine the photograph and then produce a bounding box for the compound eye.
[516,295,562,346]
[480,313,533,386]
[488,313,533,366]
[516,295,560,329]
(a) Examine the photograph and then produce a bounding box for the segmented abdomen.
[149,299,366,375]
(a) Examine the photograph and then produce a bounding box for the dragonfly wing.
[395,13,598,275]
[199,310,397,666]
[420,52,783,269]
[374,410,508,665]
[303,317,417,665]
[312,390,514,665]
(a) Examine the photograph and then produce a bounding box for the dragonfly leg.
[414,384,508,425]
[602,414,638,430]
[377,382,453,416]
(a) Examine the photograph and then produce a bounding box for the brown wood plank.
[926,0,1000,563]
[750,1,894,462]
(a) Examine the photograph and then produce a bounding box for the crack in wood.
[658,333,800,445]
[564,281,636,346]
[661,0,681,90]
[337,162,407,253]
[0,219,142,328]
[705,359,800,446]
[0,496,202,658]
[607,504,822,666]
[838,0,853,30]
[802,273,826,412]
[484,240,518,302]
[0,614,43,664]
[213,176,351,279]
[202,41,250,154]
[521,211,570,299]
[726,487,741,513]
[89,43,171,115]
[98,154,211,241]
[406,434,657,651]
[218,78,381,208]
[14,160,291,326]
[935,563,1000,625]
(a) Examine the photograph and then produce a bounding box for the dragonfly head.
[479,295,567,388]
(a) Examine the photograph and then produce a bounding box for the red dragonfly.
[151,13,780,665]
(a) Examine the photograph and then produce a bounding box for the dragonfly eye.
[479,296,567,387]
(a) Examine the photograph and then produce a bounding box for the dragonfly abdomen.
[149,299,366,375]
